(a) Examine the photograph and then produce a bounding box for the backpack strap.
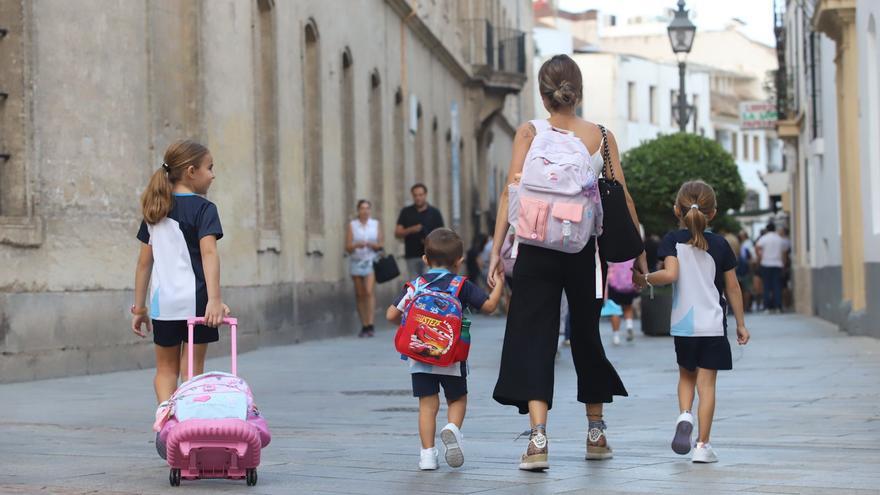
[409,276,431,296]
[444,275,466,299]
[530,119,551,134]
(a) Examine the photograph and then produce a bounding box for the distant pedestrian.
[736,231,755,312]
[755,223,789,312]
[395,183,445,279]
[607,259,640,345]
[779,227,793,309]
[345,199,383,338]
[131,140,230,404]
[386,228,503,471]
[633,180,750,464]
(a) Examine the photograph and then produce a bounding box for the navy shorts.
[674,335,732,371]
[608,287,638,307]
[412,365,468,400]
[152,320,219,347]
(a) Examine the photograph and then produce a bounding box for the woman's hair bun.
[538,55,583,110]
[552,80,576,106]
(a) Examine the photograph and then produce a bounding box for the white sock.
[625,318,633,330]
[421,447,436,454]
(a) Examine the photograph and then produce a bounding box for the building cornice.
[384,0,471,84]
[776,111,804,140]
[812,0,856,43]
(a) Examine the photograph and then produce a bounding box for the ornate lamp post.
[667,0,696,132]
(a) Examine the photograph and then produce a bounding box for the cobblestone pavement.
[1,312,878,494]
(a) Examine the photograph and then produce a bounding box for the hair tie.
[690,204,699,210]
[162,163,169,172]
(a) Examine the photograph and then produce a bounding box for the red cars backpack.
[394,274,470,367]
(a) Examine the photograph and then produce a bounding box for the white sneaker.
[440,423,464,468]
[419,447,439,470]
[692,442,718,463]
[612,333,621,345]
[671,412,694,455]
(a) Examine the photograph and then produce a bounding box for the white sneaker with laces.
[612,333,621,345]
[419,447,439,470]
[440,423,464,468]
[692,442,718,463]
[671,411,694,455]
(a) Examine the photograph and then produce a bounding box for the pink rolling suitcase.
[154,317,271,487]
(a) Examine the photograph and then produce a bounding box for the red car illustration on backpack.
[394,275,470,366]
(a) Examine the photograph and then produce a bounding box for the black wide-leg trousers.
[493,239,628,414]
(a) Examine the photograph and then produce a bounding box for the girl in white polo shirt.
[634,180,750,463]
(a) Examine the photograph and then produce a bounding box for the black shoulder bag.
[596,124,644,262]
[373,251,401,284]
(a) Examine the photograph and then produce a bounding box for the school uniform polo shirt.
[137,193,223,321]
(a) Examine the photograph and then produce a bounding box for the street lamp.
[667,0,696,132]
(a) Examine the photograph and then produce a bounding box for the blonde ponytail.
[141,139,209,224]
[141,167,173,224]
[683,204,709,250]
[675,180,717,251]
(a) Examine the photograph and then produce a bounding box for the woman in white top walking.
[346,199,383,337]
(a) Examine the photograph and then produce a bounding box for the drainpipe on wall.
[401,1,417,121]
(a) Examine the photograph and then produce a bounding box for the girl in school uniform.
[633,180,750,463]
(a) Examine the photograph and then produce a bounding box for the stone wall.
[0,0,533,383]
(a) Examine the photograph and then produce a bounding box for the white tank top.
[350,218,379,261]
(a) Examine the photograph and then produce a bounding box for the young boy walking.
[387,228,504,470]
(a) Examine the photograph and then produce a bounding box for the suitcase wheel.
[246,468,257,486]
[169,468,181,487]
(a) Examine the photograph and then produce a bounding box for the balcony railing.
[496,26,526,74]
[461,19,526,76]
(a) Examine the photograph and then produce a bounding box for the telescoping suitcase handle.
[186,317,238,380]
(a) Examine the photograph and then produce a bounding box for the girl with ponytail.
[633,180,750,464]
[131,139,230,421]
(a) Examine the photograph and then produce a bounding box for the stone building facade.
[0,0,533,382]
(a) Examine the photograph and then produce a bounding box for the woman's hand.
[487,250,502,289]
[131,313,151,338]
[631,267,647,289]
[204,299,231,328]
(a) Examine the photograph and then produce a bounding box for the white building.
[532,2,783,233]
[532,20,712,155]
[571,52,712,154]
[598,15,784,232]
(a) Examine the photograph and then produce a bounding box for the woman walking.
[346,199,383,337]
[487,55,647,470]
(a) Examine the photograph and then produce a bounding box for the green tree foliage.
[621,133,745,236]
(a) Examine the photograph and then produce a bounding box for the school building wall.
[0,0,533,382]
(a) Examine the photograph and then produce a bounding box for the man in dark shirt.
[396,183,445,278]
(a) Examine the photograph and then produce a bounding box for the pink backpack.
[607,259,639,294]
[508,119,602,253]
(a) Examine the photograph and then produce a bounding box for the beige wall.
[0,0,533,382]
